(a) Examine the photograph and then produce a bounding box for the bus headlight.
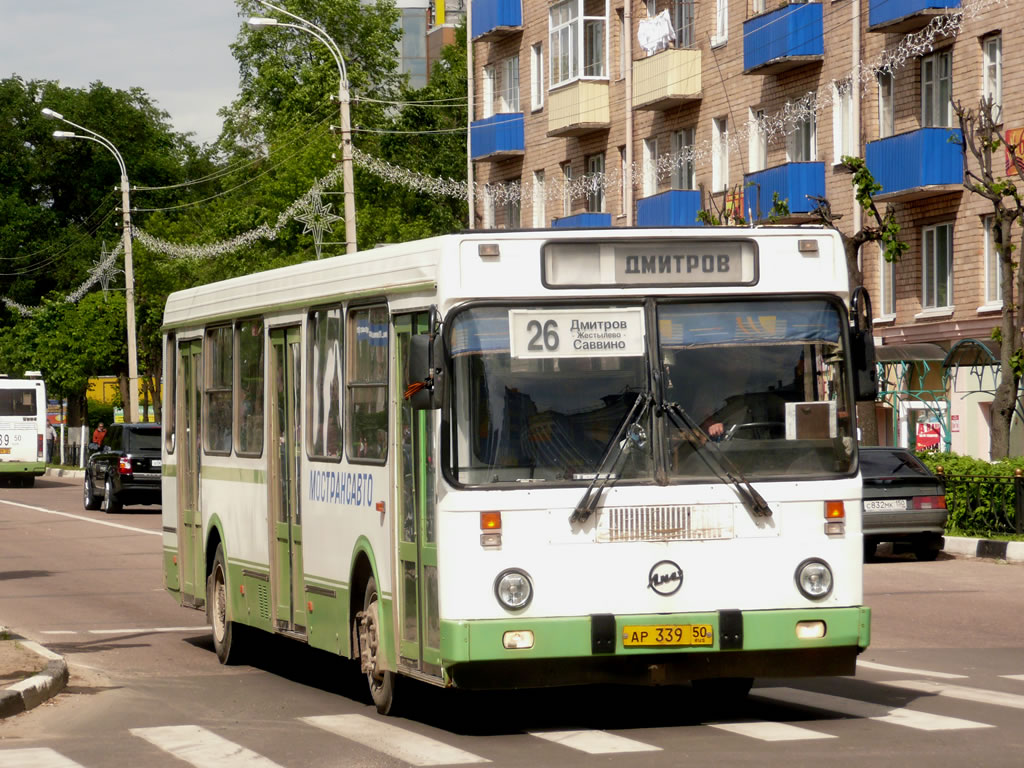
[795,558,833,600]
[494,569,533,610]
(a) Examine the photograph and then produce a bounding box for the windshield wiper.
[662,402,773,519]
[570,391,652,524]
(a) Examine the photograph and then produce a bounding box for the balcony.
[865,128,963,202]
[744,162,825,222]
[632,48,702,111]
[551,213,612,228]
[547,81,610,137]
[868,0,960,33]
[470,114,525,162]
[471,0,522,41]
[743,3,823,75]
[636,190,703,227]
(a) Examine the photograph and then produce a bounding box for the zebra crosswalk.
[1,673,1022,767]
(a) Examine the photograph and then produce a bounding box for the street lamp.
[42,108,141,424]
[248,1,357,254]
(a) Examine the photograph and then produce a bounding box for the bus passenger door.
[395,313,441,676]
[269,327,306,634]
[177,339,204,607]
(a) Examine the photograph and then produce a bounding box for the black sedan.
[860,445,948,561]
[84,423,162,513]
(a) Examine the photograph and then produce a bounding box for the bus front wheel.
[361,575,396,714]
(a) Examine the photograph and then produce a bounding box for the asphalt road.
[2,476,1023,768]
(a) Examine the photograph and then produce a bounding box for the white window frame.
[561,162,573,216]
[877,71,895,139]
[672,128,695,190]
[549,0,609,88]
[643,138,659,197]
[832,81,854,164]
[983,215,1003,307]
[752,0,766,13]
[674,0,695,48]
[878,243,896,318]
[482,64,496,118]
[748,108,766,173]
[787,103,816,163]
[921,50,952,128]
[531,45,544,111]
[712,0,728,47]
[532,170,546,227]
[619,146,628,214]
[482,185,496,229]
[712,117,729,191]
[504,185,521,229]
[922,222,953,309]
[500,55,520,113]
[983,34,1002,123]
[587,153,606,212]
[617,10,626,79]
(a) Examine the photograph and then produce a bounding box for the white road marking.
[709,720,836,741]
[39,630,79,635]
[529,729,662,754]
[0,749,85,768]
[752,687,993,731]
[131,725,284,767]
[878,679,1024,710]
[1002,674,1024,682]
[88,626,209,635]
[302,714,490,765]
[856,660,967,679]
[0,499,158,536]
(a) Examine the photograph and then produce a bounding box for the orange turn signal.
[480,511,502,530]
[825,500,845,519]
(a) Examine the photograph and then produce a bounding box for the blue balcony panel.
[865,128,964,202]
[551,213,612,228]
[744,162,825,222]
[743,3,824,75]
[636,190,703,227]
[868,0,960,33]
[471,114,525,161]
[471,0,523,41]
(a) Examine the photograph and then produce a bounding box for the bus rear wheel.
[362,575,396,714]
[209,544,244,664]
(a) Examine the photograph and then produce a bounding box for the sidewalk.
[0,627,68,718]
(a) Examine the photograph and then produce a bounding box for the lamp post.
[248,2,357,254]
[42,108,140,424]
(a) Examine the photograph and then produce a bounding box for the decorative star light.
[294,191,342,259]
[93,240,123,301]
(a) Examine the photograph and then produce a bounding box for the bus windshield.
[447,299,854,486]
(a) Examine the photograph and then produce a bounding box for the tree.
[953,96,1024,459]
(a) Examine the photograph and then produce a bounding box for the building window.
[306,309,341,461]
[674,0,695,48]
[505,187,521,228]
[787,100,816,162]
[500,56,520,112]
[983,34,1002,123]
[879,245,896,316]
[643,138,658,197]
[347,305,389,462]
[984,216,1002,306]
[549,0,608,87]
[619,146,628,214]
[922,223,953,309]
[482,185,495,228]
[204,325,232,454]
[531,44,544,110]
[878,71,894,138]
[672,128,695,190]
[748,108,766,173]
[587,153,606,212]
[561,162,573,216]
[482,64,496,118]
[833,81,854,163]
[533,170,546,227]
[713,0,728,46]
[712,117,729,191]
[921,50,952,128]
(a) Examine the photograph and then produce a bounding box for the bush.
[86,399,115,432]
[915,451,1020,536]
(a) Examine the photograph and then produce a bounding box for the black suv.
[84,423,162,513]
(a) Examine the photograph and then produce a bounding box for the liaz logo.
[648,560,683,596]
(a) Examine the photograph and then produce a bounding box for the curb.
[943,536,1024,563]
[0,630,69,719]
[44,467,84,479]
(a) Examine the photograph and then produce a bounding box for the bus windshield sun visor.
[570,390,653,524]
[661,401,773,519]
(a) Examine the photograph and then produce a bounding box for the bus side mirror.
[408,333,445,410]
[850,286,878,402]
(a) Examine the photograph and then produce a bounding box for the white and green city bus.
[0,372,47,487]
[161,227,877,713]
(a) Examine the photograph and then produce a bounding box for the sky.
[0,1,245,145]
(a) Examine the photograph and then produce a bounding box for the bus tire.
[363,575,397,714]
[101,476,122,514]
[84,474,101,510]
[209,544,244,664]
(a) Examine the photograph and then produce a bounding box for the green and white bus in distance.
[0,372,47,487]
[161,227,877,713]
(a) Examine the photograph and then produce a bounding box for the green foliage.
[86,400,115,430]
[916,452,1023,536]
[767,192,790,223]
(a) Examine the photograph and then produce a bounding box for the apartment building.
[469,0,1018,458]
